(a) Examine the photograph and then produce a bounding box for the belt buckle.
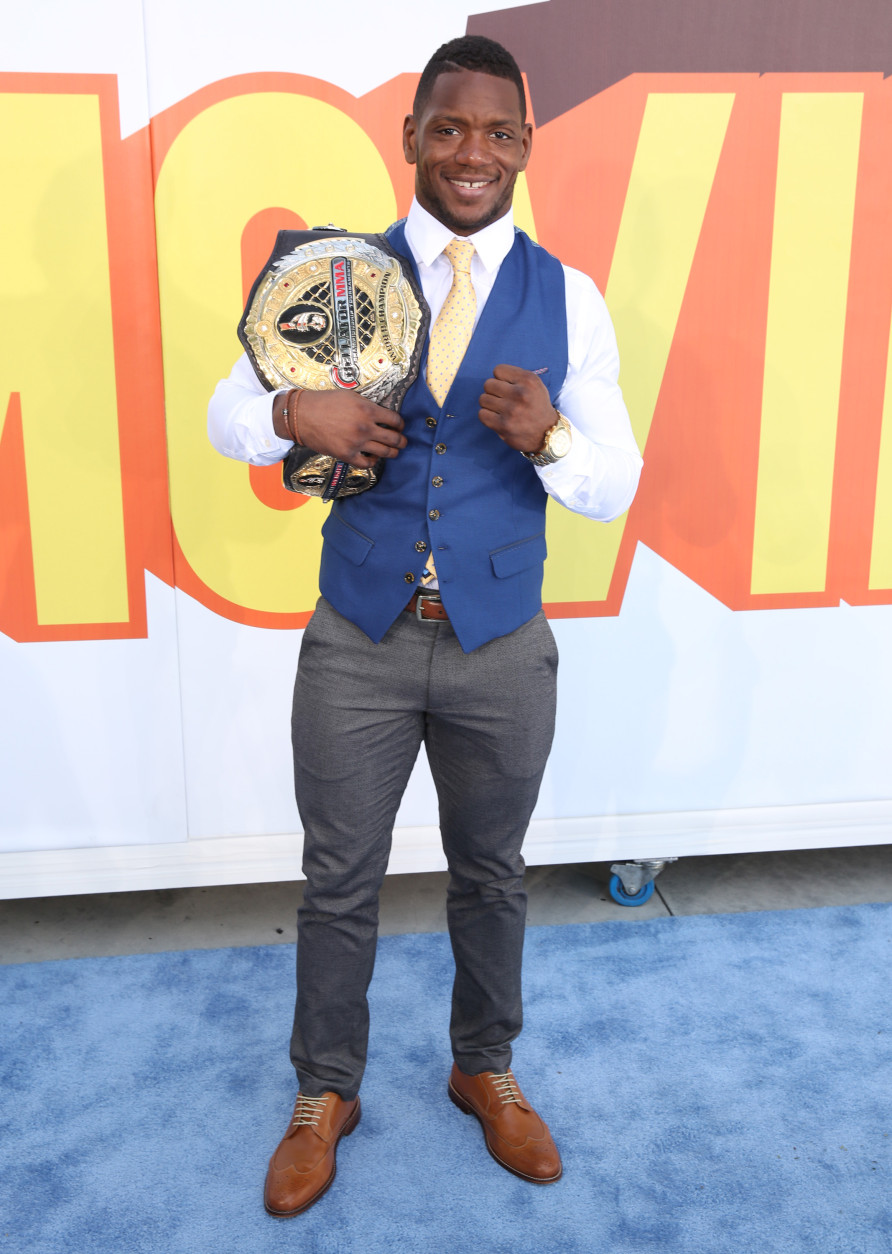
[415,593,440,622]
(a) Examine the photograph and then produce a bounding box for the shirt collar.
[403,197,516,273]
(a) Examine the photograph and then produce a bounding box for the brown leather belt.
[405,591,449,622]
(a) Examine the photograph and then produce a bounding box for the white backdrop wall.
[2,0,890,898]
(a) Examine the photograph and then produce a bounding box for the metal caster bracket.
[608,858,678,906]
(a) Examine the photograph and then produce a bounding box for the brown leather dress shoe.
[448,1065,562,1183]
[263,1091,361,1217]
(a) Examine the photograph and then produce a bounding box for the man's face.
[403,69,532,236]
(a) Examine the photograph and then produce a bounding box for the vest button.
[435,443,447,454]
[404,572,415,583]
[429,509,440,521]
[432,476,444,488]
[426,417,437,428]
[414,541,427,552]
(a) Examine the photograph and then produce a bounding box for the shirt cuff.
[533,424,642,521]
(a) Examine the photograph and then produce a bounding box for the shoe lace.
[291,1094,329,1128]
[490,1071,522,1105]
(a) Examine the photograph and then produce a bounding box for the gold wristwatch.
[522,412,572,466]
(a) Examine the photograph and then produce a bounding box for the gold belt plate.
[242,236,425,406]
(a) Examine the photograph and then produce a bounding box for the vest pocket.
[321,511,375,566]
[489,531,547,579]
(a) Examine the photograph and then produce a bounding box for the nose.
[454,132,488,167]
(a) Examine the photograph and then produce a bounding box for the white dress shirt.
[208,199,642,521]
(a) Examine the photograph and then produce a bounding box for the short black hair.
[412,35,526,123]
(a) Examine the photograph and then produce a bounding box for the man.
[209,34,642,1215]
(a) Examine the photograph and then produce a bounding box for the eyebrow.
[429,114,520,128]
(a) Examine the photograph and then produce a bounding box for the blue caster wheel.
[608,873,655,907]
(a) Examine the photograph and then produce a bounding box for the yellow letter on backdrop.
[155,92,397,615]
[868,310,892,590]
[0,92,128,625]
[751,92,862,596]
[543,92,735,605]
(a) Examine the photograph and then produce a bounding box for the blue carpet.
[2,905,891,1253]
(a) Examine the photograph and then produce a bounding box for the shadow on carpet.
[2,905,891,1253]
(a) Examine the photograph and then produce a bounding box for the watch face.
[550,427,572,458]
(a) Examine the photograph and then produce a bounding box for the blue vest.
[318,222,568,653]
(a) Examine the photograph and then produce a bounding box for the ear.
[403,114,417,165]
[519,122,533,172]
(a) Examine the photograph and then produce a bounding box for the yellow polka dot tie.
[419,242,474,589]
[426,237,477,406]
[420,238,477,588]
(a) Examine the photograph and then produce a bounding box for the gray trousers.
[290,597,558,1100]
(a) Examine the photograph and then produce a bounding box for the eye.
[491,130,513,141]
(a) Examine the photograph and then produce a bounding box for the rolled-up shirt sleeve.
[208,354,294,465]
[535,265,642,522]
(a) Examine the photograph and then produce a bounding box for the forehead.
[419,68,524,126]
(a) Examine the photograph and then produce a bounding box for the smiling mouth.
[445,177,495,190]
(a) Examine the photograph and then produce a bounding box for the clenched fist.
[478,364,556,454]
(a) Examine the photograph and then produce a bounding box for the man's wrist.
[272,391,294,442]
[522,411,572,466]
[271,389,305,446]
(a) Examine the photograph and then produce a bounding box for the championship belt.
[238,227,430,501]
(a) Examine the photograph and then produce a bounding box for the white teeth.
[449,179,490,189]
